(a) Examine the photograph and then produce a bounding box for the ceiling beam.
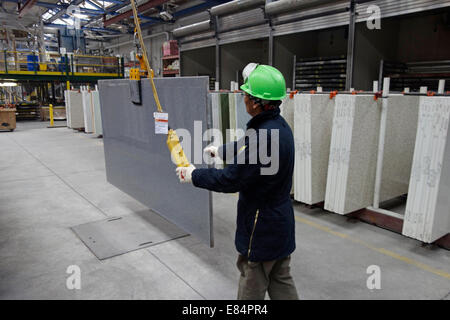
[103,0,168,27]
[48,0,84,23]
[18,0,39,17]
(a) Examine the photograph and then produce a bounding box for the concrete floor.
[0,121,449,300]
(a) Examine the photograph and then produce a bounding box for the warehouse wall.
[353,20,399,90]
[181,46,215,77]
[316,28,348,57]
[396,12,450,62]
[273,27,348,89]
[274,32,316,90]
[220,39,269,89]
[109,31,167,77]
[353,10,450,90]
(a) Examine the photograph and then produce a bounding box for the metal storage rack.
[380,60,450,92]
[15,102,41,121]
[293,55,347,91]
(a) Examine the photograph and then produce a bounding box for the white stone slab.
[92,90,103,136]
[403,96,450,243]
[325,94,420,215]
[65,90,84,129]
[325,95,379,214]
[82,90,95,133]
[294,94,335,205]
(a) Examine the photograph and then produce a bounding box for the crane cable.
[129,0,190,168]
[130,0,163,113]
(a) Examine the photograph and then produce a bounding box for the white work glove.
[176,165,196,183]
[203,145,219,161]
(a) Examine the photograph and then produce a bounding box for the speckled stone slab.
[380,95,419,201]
[403,96,450,243]
[325,94,420,215]
[293,94,335,205]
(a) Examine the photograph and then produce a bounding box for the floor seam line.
[147,250,207,300]
[0,174,56,184]
[10,137,109,218]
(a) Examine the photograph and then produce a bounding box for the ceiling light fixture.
[0,82,18,87]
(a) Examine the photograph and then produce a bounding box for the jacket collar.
[246,107,280,129]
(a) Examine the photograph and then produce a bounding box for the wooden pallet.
[348,208,450,250]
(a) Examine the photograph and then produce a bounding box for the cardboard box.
[0,109,17,131]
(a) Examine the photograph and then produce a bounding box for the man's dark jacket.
[192,107,295,262]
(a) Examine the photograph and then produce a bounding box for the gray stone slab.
[72,212,189,260]
[98,77,213,247]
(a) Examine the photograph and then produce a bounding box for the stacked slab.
[403,96,450,243]
[280,96,296,195]
[219,93,231,144]
[228,92,250,141]
[234,93,251,132]
[209,92,224,168]
[294,94,335,205]
[210,92,221,134]
[324,94,419,215]
[280,96,294,131]
[378,95,420,201]
[91,90,103,136]
[65,90,84,129]
[81,88,95,133]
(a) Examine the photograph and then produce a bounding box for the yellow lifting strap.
[130,0,162,113]
[129,0,190,168]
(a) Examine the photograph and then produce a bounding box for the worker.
[176,63,298,300]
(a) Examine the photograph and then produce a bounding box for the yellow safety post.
[66,81,70,91]
[49,104,54,127]
[47,104,66,128]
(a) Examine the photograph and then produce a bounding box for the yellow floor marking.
[294,215,450,280]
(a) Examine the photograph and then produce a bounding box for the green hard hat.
[240,64,286,100]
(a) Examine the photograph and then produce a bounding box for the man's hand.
[203,145,219,161]
[176,165,196,183]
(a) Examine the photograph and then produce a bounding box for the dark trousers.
[236,254,299,300]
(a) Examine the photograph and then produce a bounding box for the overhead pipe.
[210,0,265,16]
[172,20,211,38]
[271,6,349,26]
[265,0,337,15]
[173,0,265,38]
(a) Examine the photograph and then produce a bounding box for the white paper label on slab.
[154,112,168,134]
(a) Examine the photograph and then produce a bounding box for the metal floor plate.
[72,212,189,260]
